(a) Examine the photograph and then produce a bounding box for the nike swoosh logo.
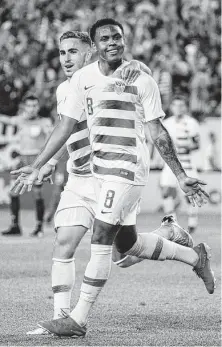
[101,210,112,214]
[84,85,94,90]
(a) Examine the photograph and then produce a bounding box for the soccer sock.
[70,244,112,327]
[188,205,198,229]
[163,197,176,217]
[10,196,20,225]
[52,258,75,319]
[35,198,45,227]
[125,233,198,266]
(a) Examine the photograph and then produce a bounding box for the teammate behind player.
[160,95,200,233]
[11,19,215,338]
[1,94,52,236]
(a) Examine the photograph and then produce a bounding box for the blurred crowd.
[0,0,221,121]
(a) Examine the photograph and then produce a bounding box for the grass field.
[0,209,221,347]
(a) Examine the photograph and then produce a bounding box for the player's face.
[59,38,91,78]
[24,99,40,118]
[94,25,125,63]
[171,99,187,117]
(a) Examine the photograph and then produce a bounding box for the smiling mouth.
[107,49,118,54]
[65,65,74,69]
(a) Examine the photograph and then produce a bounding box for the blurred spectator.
[0,0,220,121]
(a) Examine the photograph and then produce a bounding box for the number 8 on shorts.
[104,190,115,208]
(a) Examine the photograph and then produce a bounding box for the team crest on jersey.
[115,80,126,94]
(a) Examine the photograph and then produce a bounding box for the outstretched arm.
[148,118,185,178]
[11,115,77,193]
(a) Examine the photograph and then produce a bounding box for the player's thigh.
[95,180,143,226]
[54,223,88,259]
[54,174,97,230]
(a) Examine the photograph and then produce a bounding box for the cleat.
[45,213,54,224]
[1,224,22,236]
[160,214,193,247]
[193,243,216,294]
[38,316,86,338]
[30,224,44,238]
[161,214,178,225]
[27,327,51,335]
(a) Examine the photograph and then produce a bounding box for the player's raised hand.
[10,166,40,195]
[177,175,209,207]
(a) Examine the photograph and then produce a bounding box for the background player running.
[0,94,52,236]
[160,95,201,233]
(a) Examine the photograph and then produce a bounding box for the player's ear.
[85,49,92,63]
[91,42,97,52]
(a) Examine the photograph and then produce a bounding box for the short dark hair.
[22,94,39,103]
[89,18,124,42]
[59,31,92,47]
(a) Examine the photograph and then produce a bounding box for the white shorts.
[94,178,143,225]
[160,165,198,188]
[54,174,97,229]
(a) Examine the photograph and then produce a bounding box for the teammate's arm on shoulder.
[132,60,152,76]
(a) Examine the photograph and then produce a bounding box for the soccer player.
[160,95,201,233]
[21,31,177,335]
[1,94,52,236]
[12,19,215,337]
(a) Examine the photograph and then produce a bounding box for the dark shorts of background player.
[17,154,43,187]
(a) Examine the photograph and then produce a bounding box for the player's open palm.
[178,175,209,207]
[10,166,40,195]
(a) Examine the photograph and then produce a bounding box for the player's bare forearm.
[32,116,77,170]
[148,119,186,179]
[52,144,67,162]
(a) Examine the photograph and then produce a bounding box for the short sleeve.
[62,72,85,122]
[138,74,165,123]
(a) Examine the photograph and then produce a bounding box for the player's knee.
[114,225,137,254]
[54,230,75,258]
[92,219,120,245]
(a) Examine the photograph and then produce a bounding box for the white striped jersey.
[56,80,91,175]
[163,114,200,170]
[63,61,165,185]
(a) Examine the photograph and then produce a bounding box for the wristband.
[48,158,58,166]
